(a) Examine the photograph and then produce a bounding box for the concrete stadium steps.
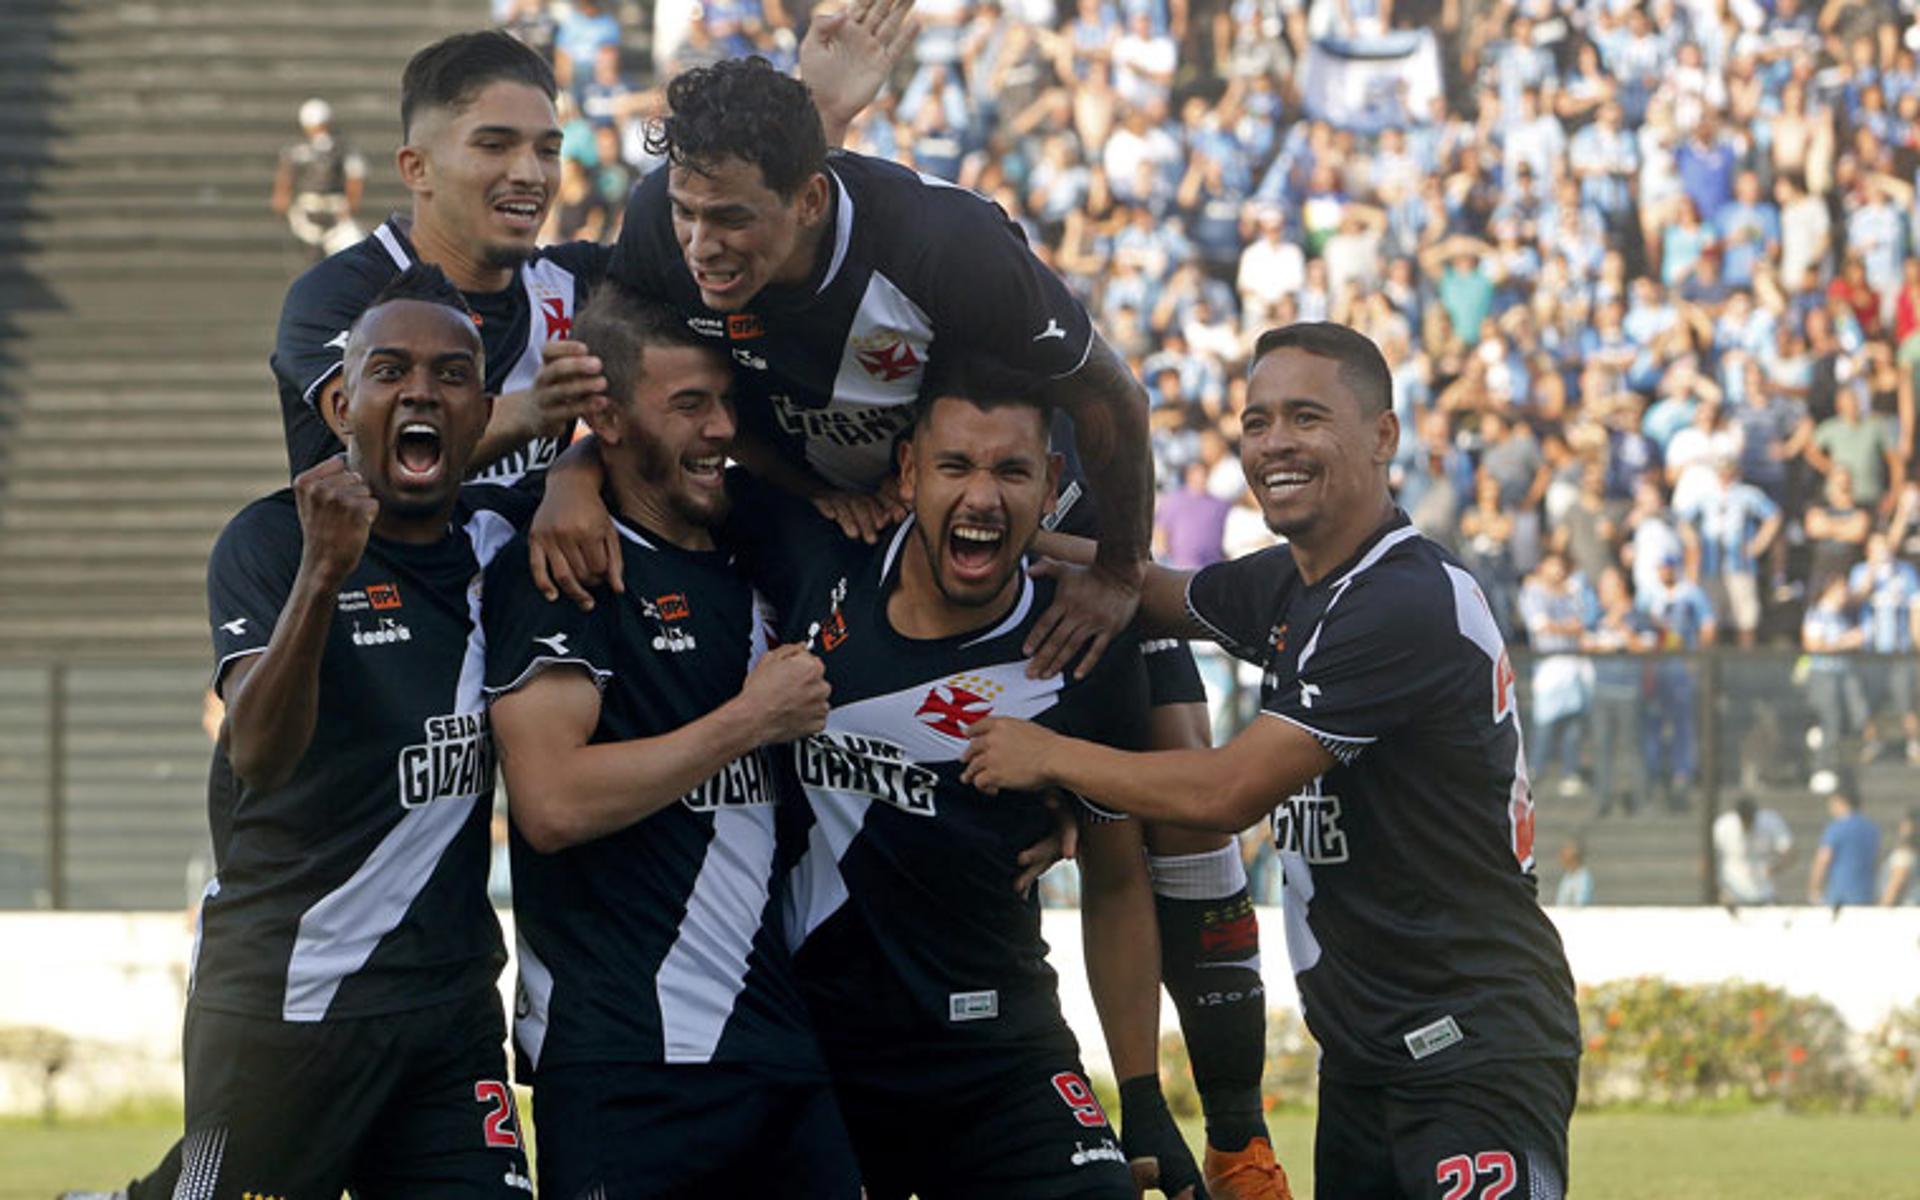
[0,0,483,694]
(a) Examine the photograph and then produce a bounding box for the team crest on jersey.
[916,672,1005,738]
[853,332,923,382]
[538,295,572,341]
[397,711,493,808]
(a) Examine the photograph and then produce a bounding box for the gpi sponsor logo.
[397,711,493,808]
[797,731,938,815]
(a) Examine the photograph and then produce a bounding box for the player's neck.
[888,548,1018,641]
[372,502,457,546]
[607,472,716,553]
[1290,492,1398,586]
[407,212,516,294]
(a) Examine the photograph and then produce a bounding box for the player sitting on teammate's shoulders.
[964,323,1584,1200]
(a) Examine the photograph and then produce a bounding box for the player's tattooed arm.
[528,436,623,609]
[222,457,377,792]
[801,0,920,148]
[963,715,1336,834]
[494,645,829,851]
[1030,529,1207,643]
[469,340,610,472]
[1025,334,1155,679]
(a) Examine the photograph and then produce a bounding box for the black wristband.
[1118,1073,1172,1133]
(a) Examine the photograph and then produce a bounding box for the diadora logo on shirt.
[352,618,412,647]
[219,617,249,637]
[1272,785,1349,864]
[853,332,923,382]
[681,750,776,811]
[639,595,697,653]
[397,711,493,809]
[797,730,938,815]
[1033,318,1068,343]
[533,632,571,657]
[916,672,1004,738]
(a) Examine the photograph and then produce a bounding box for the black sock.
[1151,845,1270,1153]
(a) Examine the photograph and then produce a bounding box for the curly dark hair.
[646,57,827,198]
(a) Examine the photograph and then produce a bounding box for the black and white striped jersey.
[272,216,610,488]
[731,486,1149,1062]
[1186,512,1581,1083]
[608,152,1095,493]
[198,485,532,1022]
[481,510,825,1080]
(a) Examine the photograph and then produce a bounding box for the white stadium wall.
[1,907,1918,1115]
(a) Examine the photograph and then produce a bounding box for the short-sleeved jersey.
[481,511,824,1081]
[273,217,610,487]
[730,484,1148,1070]
[609,152,1095,492]
[199,485,533,1022]
[1186,513,1580,1083]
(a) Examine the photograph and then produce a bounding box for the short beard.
[481,239,534,271]
[636,434,727,531]
[912,517,1014,609]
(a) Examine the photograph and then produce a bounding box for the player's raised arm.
[1031,528,1206,643]
[1023,334,1156,679]
[490,645,827,852]
[221,457,376,792]
[800,0,920,147]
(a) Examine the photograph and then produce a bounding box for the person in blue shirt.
[1714,171,1780,289]
[1848,531,1920,762]
[1638,553,1716,810]
[1808,772,1881,907]
[1676,457,1782,648]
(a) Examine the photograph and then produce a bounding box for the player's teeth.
[954,527,1001,542]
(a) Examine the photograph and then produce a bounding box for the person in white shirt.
[1712,797,1795,905]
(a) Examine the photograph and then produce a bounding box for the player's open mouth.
[1262,468,1312,500]
[693,266,744,296]
[948,522,1005,580]
[493,196,544,232]
[683,453,725,489]
[395,422,444,483]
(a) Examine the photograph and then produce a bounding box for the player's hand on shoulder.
[740,643,832,743]
[1023,557,1145,680]
[529,463,622,610]
[801,0,920,133]
[811,486,906,544]
[294,454,377,585]
[960,715,1058,794]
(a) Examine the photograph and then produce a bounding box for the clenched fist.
[738,644,832,744]
[295,454,378,587]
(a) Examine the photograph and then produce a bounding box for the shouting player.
[729,361,1192,1198]
[963,324,1584,1199]
[537,58,1279,1190]
[480,288,861,1197]
[180,266,533,1196]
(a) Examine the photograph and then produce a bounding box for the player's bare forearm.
[469,389,545,470]
[1044,336,1153,576]
[1032,531,1202,641]
[1078,815,1162,1081]
[221,568,338,792]
[965,715,1334,833]
[495,674,768,853]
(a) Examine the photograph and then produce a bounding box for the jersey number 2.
[474,1080,522,1149]
[1436,1151,1516,1200]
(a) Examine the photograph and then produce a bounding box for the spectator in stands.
[1639,552,1715,810]
[1154,460,1232,570]
[1882,806,1919,905]
[1806,465,1875,594]
[1711,796,1795,906]
[554,0,623,93]
[1810,379,1903,511]
[1553,839,1595,907]
[1519,551,1593,797]
[1584,565,1657,818]
[1678,455,1783,649]
[1808,771,1882,906]
[1803,572,1868,777]
[272,98,366,260]
[1848,530,1920,762]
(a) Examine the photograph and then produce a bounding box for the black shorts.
[1314,1058,1576,1199]
[175,989,529,1199]
[832,1048,1134,1200]
[531,1061,859,1200]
